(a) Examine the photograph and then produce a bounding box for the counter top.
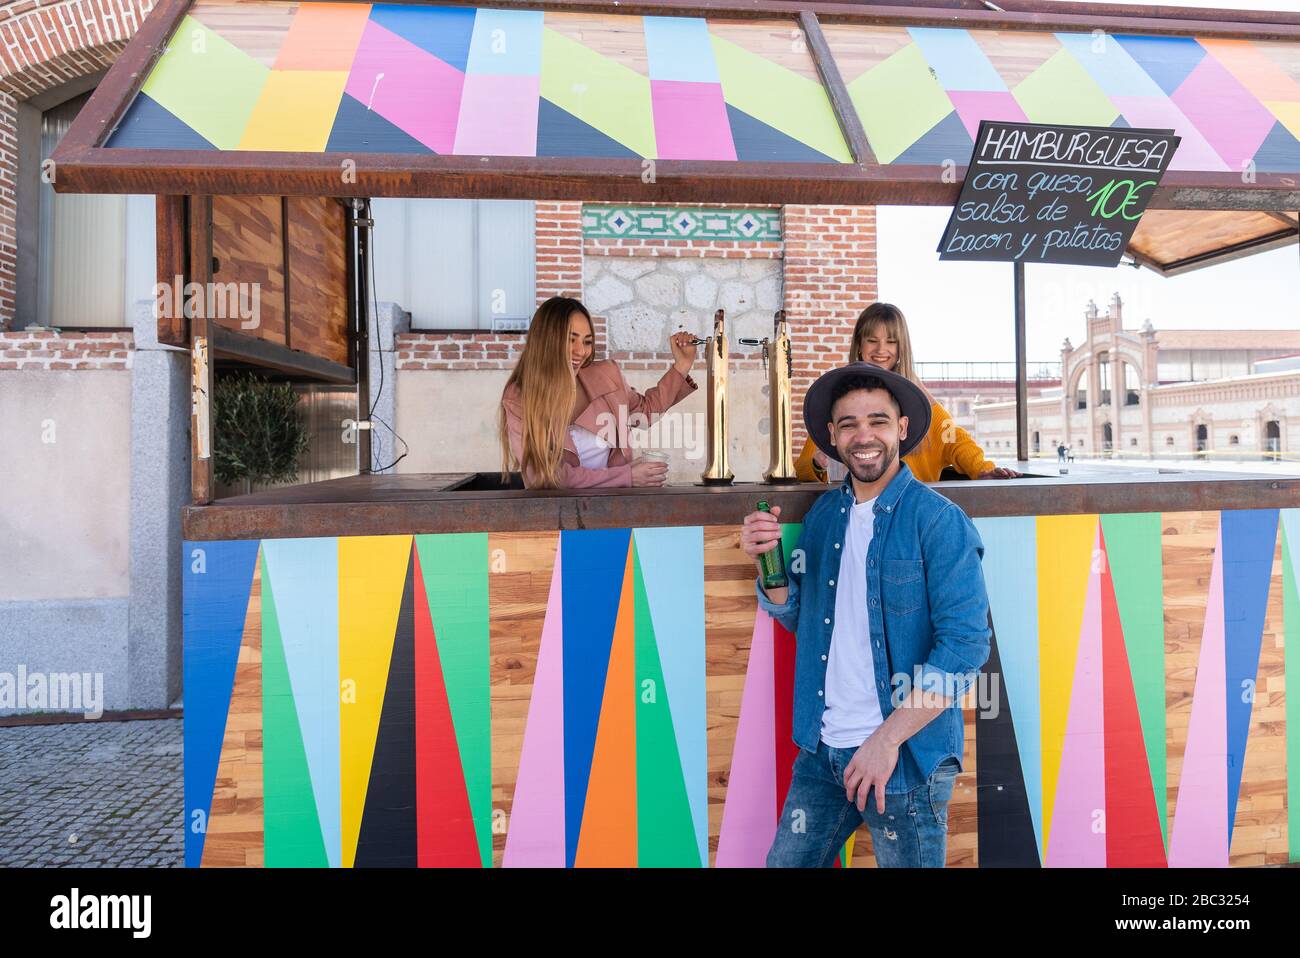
[182,462,1300,540]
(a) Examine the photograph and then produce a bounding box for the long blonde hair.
[848,302,920,384]
[499,297,593,488]
[848,302,935,452]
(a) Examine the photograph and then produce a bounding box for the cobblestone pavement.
[0,718,182,867]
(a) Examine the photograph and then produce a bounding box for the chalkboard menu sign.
[937,121,1181,268]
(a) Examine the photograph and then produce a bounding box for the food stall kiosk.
[52,0,1300,867]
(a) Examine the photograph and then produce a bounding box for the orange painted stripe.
[574,538,638,867]
[274,2,373,72]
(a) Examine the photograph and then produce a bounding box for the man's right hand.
[741,505,783,565]
[743,506,789,605]
[630,458,668,487]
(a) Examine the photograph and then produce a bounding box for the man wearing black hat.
[741,362,991,867]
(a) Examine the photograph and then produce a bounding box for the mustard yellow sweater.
[795,399,995,484]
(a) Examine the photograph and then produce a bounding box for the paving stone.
[0,719,182,867]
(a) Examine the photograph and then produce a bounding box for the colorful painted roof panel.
[103,1,1300,177]
[822,22,1300,173]
[106,1,854,163]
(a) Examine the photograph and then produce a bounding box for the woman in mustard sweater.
[795,302,1020,483]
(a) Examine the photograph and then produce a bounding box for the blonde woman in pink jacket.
[499,296,699,489]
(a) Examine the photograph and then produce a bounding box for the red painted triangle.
[414,549,482,867]
[1100,528,1167,867]
[773,621,800,819]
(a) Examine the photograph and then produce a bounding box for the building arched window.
[1265,420,1280,452]
[1165,435,1175,447]
[1097,353,1111,406]
[1124,363,1140,405]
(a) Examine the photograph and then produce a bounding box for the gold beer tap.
[697,309,734,485]
[739,310,797,483]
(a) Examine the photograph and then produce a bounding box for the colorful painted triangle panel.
[824,23,1300,174]
[105,1,1300,175]
[504,526,708,868]
[181,507,1290,868]
[105,0,850,163]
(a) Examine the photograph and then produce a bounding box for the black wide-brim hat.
[803,362,932,463]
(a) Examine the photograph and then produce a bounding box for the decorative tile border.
[582,206,782,241]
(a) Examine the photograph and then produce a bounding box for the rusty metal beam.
[181,472,1300,539]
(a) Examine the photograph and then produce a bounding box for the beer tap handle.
[674,324,709,347]
[738,337,770,375]
[773,309,792,378]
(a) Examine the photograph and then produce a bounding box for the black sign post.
[937,121,1180,461]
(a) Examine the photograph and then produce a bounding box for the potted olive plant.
[212,371,309,496]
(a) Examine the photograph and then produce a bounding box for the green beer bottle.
[756,500,788,589]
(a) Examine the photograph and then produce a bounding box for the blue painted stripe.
[644,16,719,84]
[465,8,544,76]
[974,516,1043,853]
[1221,509,1278,839]
[908,27,1005,92]
[561,528,631,867]
[261,537,342,868]
[1112,33,1206,98]
[632,526,707,866]
[1055,32,1165,99]
[182,538,260,868]
[369,4,477,73]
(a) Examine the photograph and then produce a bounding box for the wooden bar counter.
[181,465,1300,868]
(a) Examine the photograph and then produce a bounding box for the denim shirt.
[756,461,992,793]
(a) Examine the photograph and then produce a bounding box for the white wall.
[0,369,131,600]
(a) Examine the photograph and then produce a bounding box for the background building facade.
[974,293,1300,461]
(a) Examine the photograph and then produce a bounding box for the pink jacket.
[501,359,698,488]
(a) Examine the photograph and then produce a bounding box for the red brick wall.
[782,205,878,443]
[534,200,582,301]
[394,331,519,372]
[0,329,132,369]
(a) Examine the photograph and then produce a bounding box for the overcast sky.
[876,0,1300,363]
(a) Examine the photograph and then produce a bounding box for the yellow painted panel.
[1036,513,1097,857]
[239,70,349,152]
[339,535,412,868]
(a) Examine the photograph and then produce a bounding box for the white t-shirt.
[819,495,886,749]
[569,425,611,469]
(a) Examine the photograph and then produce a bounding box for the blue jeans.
[766,741,960,868]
